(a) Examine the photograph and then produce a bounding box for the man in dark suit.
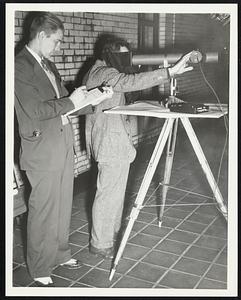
[14,12,103,286]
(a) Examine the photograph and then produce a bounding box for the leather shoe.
[89,245,114,259]
[60,259,83,269]
[34,281,55,287]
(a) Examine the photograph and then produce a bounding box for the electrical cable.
[198,61,228,210]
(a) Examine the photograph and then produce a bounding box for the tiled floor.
[13,118,228,289]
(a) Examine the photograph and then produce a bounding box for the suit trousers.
[25,146,74,278]
[91,160,130,249]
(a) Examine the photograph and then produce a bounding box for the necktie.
[41,57,53,74]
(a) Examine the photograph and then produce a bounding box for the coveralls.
[85,59,170,249]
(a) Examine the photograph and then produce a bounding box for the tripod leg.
[180,117,227,220]
[109,118,174,281]
[159,118,178,227]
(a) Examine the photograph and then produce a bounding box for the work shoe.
[60,258,83,269]
[89,245,114,259]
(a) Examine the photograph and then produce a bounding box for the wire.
[198,63,229,132]
[198,62,228,209]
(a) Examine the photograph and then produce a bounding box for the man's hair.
[29,12,64,41]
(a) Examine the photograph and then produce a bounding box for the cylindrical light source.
[132,51,218,65]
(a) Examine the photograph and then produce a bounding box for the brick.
[70,43,80,49]
[74,12,84,18]
[74,24,84,31]
[66,57,73,62]
[55,63,64,69]
[15,27,22,34]
[65,63,75,69]
[15,11,23,18]
[64,50,74,55]
[72,17,81,24]
[84,12,93,18]
[59,69,70,76]
[54,56,63,63]
[70,69,78,75]
[61,43,69,49]
[83,25,92,31]
[75,37,84,43]
[64,36,74,42]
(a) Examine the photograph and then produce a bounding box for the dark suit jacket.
[15,47,75,171]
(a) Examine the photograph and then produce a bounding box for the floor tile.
[129,233,162,248]
[177,220,207,234]
[205,264,227,282]
[122,244,150,260]
[136,211,157,223]
[112,276,153,288]
[13,228,24,246]
[204,225,227,239]
[194,205,220,217]
[159,270,200,289]
[71,210,89,222]
[141,224,172,238]
[131,220,149,233]
[69,231,90,246]
[172,203,197,212]
[51,275,72,287]
[71,282,92,287]
[98,257,137,274]
[172,257,210,276]
[163,187,188,201]
[127,262,167,283]
[187,212,214,225]
[212,217,227,228]
[196,278,227,289]
[184,245,219,262]
[70,218,87,233]
[215,250,227,265]
[143,250,179,269]
[78,268,120,288]
[78,223,89,234]
[69,243,83,256]
[13,245,26,264]
[141,204,159,215]
[13,265,33,287]
[159,216,183,228]
[164,208,191,220]
[155,239,189,255]
[195,235,226,250]
[166,230,198,244]
[13,262,19,270]
[52,264,91,281]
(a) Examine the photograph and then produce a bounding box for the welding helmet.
[97,35,140,103]
[100,37,132,72]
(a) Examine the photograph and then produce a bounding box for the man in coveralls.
[84,35,193,259]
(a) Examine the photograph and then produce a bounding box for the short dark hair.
[29,12,64,41]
